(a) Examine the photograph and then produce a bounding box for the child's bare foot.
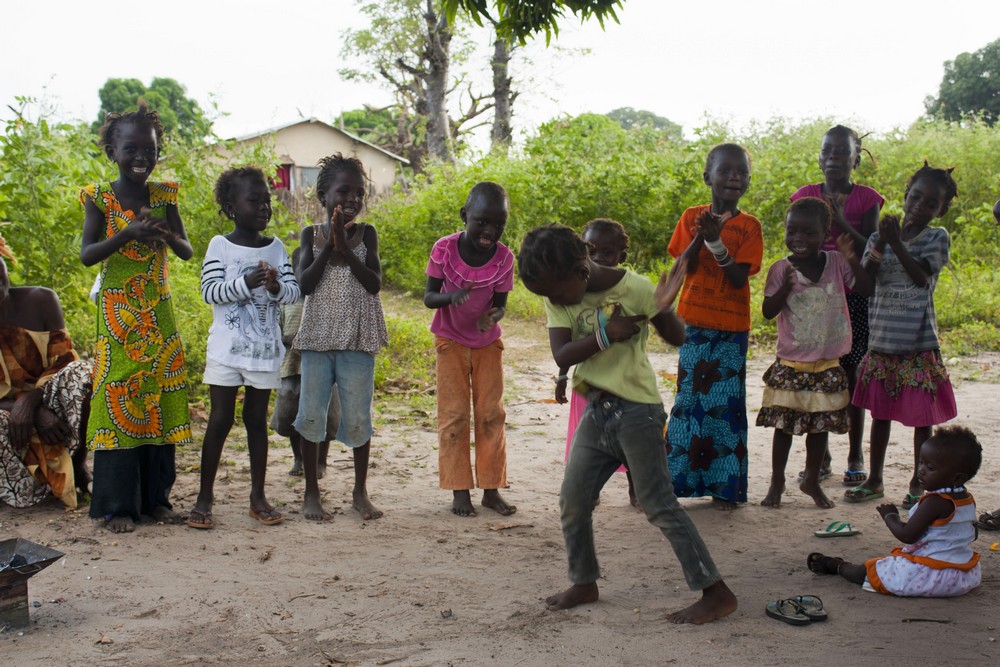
[352,490,383,520]
[148,506,182,524]
[103,515,135,533]
[800,480,836,508]
[452,490,476,517]
[302,491,333,521]
[288,459,303,477]
[665,580,737,624]
[317,464,327,480]
[545,582,599,610]
[712,497,739,511]
[482,489,516,516]
[760,482,784,507]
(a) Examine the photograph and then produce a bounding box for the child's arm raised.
[200,240,256,304]
[699,211,750,289]
[162,204,193,261]
[341,222,382,295]
[761,264,795,320]
[266,251,301,304]
[877,215,932,287]
[549,305,644,368]
[877,497,951,544]
[80,199,165,266]
[650,256,687,346]
[836,234,873,296]
[476,292,507,332]
[423,277,469,309]
[297,226,327,295]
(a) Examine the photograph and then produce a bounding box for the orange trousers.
[435,336,507,490]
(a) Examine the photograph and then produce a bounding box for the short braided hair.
[905,161,959,216]
[97,100,165,153]
[316,152,370,204]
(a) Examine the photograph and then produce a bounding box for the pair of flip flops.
[765,595,828,626]
[814,521,861,538]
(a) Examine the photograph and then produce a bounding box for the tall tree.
[444,0,624,44]
[490,36,515,152]
[342,0,497,166]
[93,77,211,140]
[925,38,1000,126]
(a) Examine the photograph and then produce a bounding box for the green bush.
[368,114,1000,349]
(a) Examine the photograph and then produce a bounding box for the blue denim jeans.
[561,394,721,591]
[294,350,374,446]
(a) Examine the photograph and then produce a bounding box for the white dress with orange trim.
[863,492,981,597]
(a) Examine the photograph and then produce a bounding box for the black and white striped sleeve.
[201,238,252,304]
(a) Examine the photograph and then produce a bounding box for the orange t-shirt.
[667,205,763,332]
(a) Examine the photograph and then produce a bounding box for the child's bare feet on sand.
[800,480,835,508]
[353,490,383,520]
[302,491,333,521]
[452,490,476,517]
[288,459,303,477]
[665,580,737,624]
[545,582,600,610]
[760,481,784,507]
[102,515,135,533]
[482,489,516,515]
[712,497,740,511]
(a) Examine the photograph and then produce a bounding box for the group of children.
[73,102,987,622]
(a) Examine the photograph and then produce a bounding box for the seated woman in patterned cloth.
[0,235,92,509]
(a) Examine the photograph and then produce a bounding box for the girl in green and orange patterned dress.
[80,103,193,533]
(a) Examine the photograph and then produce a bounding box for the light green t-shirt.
[544,270,663,405]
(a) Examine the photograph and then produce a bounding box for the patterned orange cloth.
[0,327,83,508]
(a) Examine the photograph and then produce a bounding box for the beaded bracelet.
[555,374,568,383]
[716,253,734,268]
[704,237,728,258]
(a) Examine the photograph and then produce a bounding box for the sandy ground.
[3,308,1000,666]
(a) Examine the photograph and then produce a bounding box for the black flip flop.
[790,595,827,621]
[765,598,810,626]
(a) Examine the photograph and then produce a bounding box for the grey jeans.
[561,393,721,591]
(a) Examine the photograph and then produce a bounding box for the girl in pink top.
[790,125,884,487]
[757,198,872,509]
[424,182,516,518]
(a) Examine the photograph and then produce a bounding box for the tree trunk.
[424,1,454,162]
[490,36,513,153]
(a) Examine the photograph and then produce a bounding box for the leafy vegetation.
[93,77,212,140]
[367,114,1000,354]
[925,38,1000,127]
[2,95,999,408]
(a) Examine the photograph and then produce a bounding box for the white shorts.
[202,357,280,390]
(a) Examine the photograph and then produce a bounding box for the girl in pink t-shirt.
[424,182,516,518]
[790,125,884,487]
[757,198,872,509]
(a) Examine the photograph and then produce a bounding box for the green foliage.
[606,107,682,139]
[925,38,1000,126]
[368,113,1000,350]
[375,316,436,391]
[0,99,296,399]
[93,77,212,140]
[445,0,624,45]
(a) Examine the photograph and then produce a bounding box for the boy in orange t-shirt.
[666,143,763,511]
